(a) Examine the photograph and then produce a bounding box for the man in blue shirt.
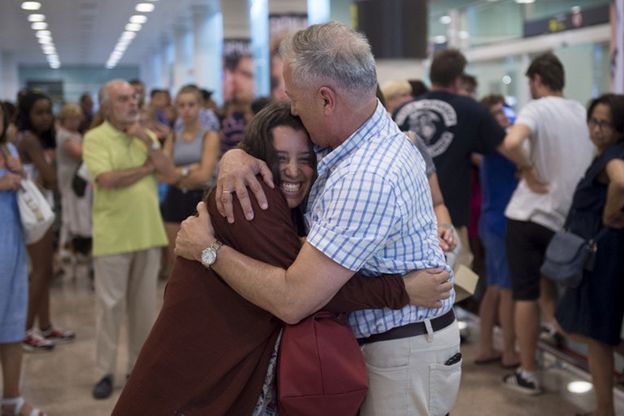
[175,22,459,414]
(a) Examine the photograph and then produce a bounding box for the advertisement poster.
[223,38,253,103]
[269,13,308,100]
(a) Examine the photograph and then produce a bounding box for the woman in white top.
[55,104,92,274]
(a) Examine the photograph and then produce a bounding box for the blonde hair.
[380,80,412,100]
[58,103,83,123]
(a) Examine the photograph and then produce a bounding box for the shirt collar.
[315,99,387,172]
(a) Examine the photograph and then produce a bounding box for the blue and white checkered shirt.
[305,101,455,339]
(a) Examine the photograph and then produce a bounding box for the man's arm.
[125,123,180,184]
[497,123,548,194]
[96,162,154,188]
[604,158,624,228]
[175,201,452,323]
[215,149,275,222]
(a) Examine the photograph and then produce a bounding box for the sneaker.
[92,375,113,400]
[502,370,543,395]
[40,326,76,344]
[22,330,55,353]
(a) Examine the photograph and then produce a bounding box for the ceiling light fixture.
[434,35,447,44]
[21,1,41,11]
[28,14,45,22]
[125,23,142,31]
[31,22,48,30]
[135,3,155,12]
[439,15,452,24]
[515,0,535,3]
[35,30,51,37]
[130,15,147,24]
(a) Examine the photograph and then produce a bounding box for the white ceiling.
[0,0,306,68]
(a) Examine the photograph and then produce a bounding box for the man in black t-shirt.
[394,49,507,269]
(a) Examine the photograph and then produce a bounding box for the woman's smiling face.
[272,125,315,208]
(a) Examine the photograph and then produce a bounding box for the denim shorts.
[479,225,512,289]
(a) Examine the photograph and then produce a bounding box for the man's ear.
[318,86,335,115]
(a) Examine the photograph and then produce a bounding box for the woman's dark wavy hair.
[587,93,624,141]
[239,101,316,188]
[16,90,56,149]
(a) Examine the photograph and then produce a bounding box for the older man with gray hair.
[176,22,460,415]
[83,79,178,400]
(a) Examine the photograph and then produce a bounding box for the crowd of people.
[0,20,623,416]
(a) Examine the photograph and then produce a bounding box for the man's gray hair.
[98,79,126,107]
[280,22,377,98]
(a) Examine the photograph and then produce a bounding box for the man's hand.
[174,202,216,262]
[215,149,275,223]
[403,268,452,308]
[438,224,456,252]
[125,122,152,144]
[521,167,548,194]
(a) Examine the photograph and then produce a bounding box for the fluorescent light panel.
[135,3,155,12]
[31,22,48,30]
[28,14,45,22]
[21,2,41,11]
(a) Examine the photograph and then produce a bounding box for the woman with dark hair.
[555,93,624,416]
[113,102,419,415]
[16,91,75,352]
[0,103,47,416]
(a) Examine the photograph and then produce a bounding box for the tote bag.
[17,178,55,244]
[278,312,368,416]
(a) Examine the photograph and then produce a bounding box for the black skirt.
[161,186,207,223]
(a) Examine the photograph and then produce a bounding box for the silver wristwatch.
[200,240,223,268]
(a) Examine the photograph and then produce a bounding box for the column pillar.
[307,0,330,24]
[1,52,19,101]
[248,0,269,97]
[173,23,193,91]
[192,1,223,103]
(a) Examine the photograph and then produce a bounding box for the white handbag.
[17,178,55,244]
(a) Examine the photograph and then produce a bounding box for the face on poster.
[269,14,308,101]
[223,39,254,103]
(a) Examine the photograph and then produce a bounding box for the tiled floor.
[9,275,623,415]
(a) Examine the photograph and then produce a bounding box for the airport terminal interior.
[1,0,624,415]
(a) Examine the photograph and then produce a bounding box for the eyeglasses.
[588,117,613,131]
[115,92,140,104]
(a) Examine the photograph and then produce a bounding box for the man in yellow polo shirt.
[83,79,179,399]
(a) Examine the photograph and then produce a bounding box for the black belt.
[357,309,455,345]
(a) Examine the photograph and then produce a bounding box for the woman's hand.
[0,173,22,191]
[175,202,216,262]
[403,268,452,308]
[6,155,22,174]
[215,149,274,223]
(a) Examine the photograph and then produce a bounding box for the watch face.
[201,248,216,266]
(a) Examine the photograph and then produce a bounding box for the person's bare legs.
[25,229,54,330]
[1,342,41,415]
[515,300,539,372]
[477,285,500,361]
[499,288,519,366]
[538,277,557,330]
[164,223,180,279]
[585,338,615,416]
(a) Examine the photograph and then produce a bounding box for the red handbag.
[277,312,368,416]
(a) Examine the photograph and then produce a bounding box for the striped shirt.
[305,101,455,338]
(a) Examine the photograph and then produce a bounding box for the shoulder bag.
[540,228,608,288]
[278,312,368,416]
[17,178,55,244]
